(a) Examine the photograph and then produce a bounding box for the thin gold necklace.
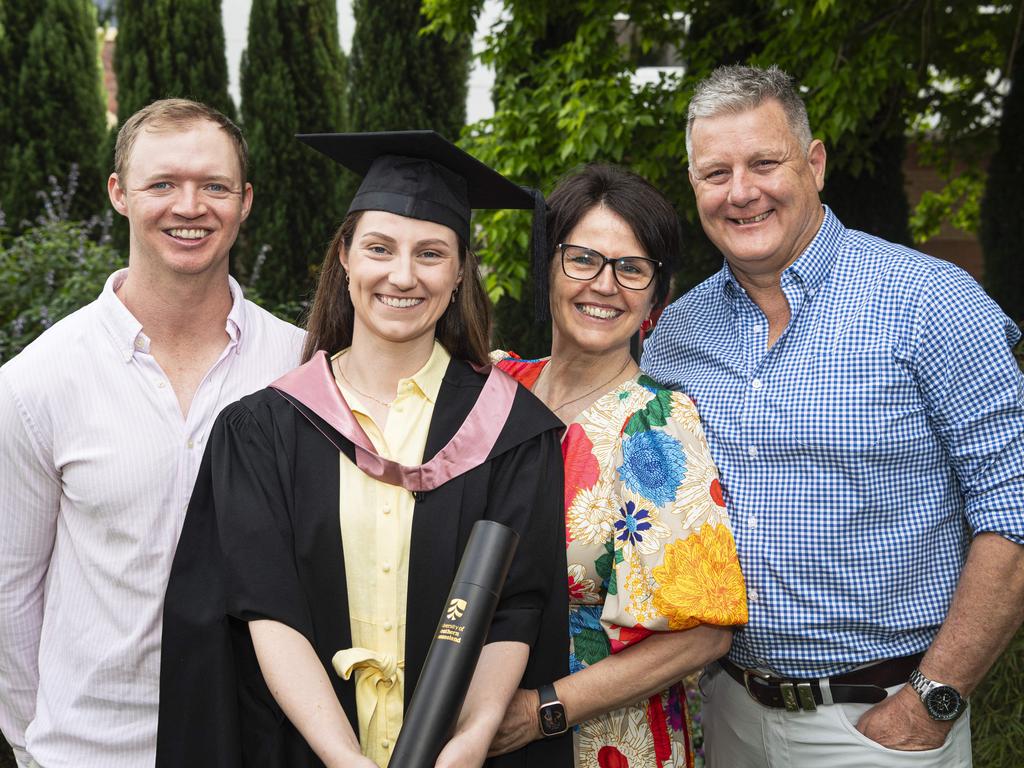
[335,362,395,408]
[545,357,634,415]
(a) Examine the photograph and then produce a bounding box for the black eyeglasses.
[558,244,661,290]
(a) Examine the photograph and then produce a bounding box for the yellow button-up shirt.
[331,342,449,767]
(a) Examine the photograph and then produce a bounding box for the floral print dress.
[495,355,747,768]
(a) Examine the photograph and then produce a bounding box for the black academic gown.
[156,356,572,768]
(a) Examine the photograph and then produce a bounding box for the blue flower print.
[617,428,686,505]
[614,500,653,546]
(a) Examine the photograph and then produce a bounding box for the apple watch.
[908,668,967,722]
[537,683,568,737]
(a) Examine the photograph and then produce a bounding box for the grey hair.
[685,65,812,161]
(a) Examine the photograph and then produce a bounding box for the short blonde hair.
[114,98,248,184]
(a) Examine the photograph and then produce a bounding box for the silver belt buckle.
[743,668,817,712]
[797,682,817,711]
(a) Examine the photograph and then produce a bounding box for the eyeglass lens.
[561,245,656,289]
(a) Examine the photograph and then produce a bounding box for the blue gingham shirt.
[642,207,1024,678]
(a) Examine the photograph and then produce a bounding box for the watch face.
[924,686,964,721]
[540,703,567,735]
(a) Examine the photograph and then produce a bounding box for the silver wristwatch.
[908,668,967,722]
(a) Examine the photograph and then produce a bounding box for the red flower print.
[598,746,630,768]
[608,624,653,654]
[709,478,725,507]
[562,423,599,512]
[568,572,585,600]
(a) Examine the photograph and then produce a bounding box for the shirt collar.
[783,205,844,297]
[720,205,844,302]
[406,341,451,404]
[98,269,247,362]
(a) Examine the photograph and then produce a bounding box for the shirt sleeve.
[0,372,61,765]
[601,388,747,647]
[482,427,568,648]
[912,264,1024,545]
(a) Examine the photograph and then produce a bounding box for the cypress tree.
[113,0,235,122]
[347,0,470,139]
[239,0,347,310]
[980,49,1024,321]
[0,0,107,228]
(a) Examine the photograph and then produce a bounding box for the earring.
[451,285,459,304]
[640,317,654,333]
[344,271,350,285]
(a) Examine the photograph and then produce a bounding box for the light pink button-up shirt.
[0,270,304,768]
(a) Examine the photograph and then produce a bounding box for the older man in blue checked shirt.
[642,64,1024,767]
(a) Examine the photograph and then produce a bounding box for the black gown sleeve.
[156,400,318,768]
[484,426,567,648]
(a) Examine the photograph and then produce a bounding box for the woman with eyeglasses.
[491,164,747,767]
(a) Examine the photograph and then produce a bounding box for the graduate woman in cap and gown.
[156,132,572,768]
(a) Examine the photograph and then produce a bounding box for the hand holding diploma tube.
[387,520,519,768]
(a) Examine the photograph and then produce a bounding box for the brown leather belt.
[719,653,923,712]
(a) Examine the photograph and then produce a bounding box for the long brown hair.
[302,211,493,365]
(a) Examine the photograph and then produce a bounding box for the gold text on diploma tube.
[438,599,469,643]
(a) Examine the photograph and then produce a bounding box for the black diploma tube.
[388,519,519,768]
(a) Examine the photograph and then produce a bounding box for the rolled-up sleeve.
[913,264,1024,544]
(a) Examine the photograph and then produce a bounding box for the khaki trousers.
[701,663,973,768]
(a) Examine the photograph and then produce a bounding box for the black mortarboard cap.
[297,130,550,319]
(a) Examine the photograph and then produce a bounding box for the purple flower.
[614,499,653,546]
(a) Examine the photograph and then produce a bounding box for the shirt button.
[748,446,758,458]
[187,439,194,449]
[382,504,391,515]
[157,381,166,388]
[134,337,145,349]
[381,739,390,749]
[383,621,393,631]
[751,378,762,390]
[747,514,757,528]
[749,588,760,603]
[382,563,391,573]
[752,324,762,333]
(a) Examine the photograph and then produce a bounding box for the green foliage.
[424,1,1016,349]
[910,172,984,244]
[0,177,122,364]
[238,0,347,308]
[113,0,235,121]
[980,36,1024,322]
[0,0,107,229]
[347,0,470,139]
[971,627,1024,767]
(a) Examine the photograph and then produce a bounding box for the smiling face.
[108,119,252,281]
[549,206,656,358]
[688,99,826,286]
[340,210,462,352]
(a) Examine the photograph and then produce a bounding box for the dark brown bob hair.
[301,211,493,365]
[545,164,681,310]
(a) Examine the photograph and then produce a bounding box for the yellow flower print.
[652,523,748,630]
[669,391,703,434]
